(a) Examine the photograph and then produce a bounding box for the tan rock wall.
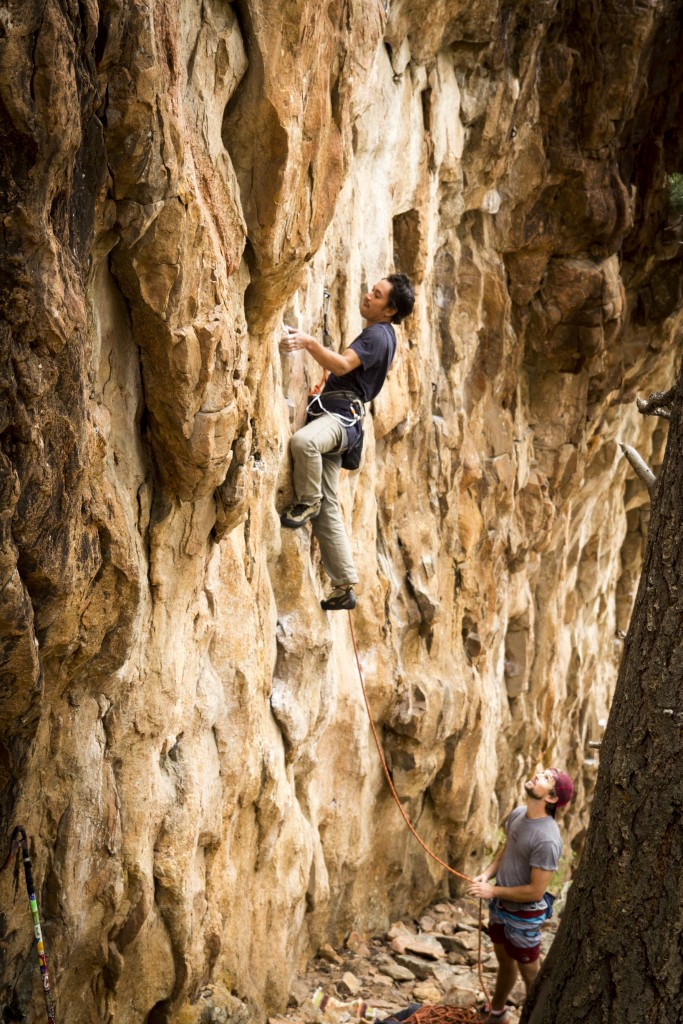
[1,0,682,1021]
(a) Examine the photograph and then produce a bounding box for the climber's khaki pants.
[290,415,359,588]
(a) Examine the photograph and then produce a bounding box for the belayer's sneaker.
[476,1004,509,1022]
[320,585,357,611]
[280,501,321,528]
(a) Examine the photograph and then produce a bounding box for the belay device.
[1,826,57,1024]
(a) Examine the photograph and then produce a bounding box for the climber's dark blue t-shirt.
[322,322,396,403]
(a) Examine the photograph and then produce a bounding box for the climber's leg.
[281,415,346,528]
[311,451,359,592]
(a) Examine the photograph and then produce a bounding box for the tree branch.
[619,442,656,492]
[636,386,676,419]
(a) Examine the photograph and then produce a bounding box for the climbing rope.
[391,1008,487,1023]
[347,612,490,1023]
[1,827,57,1024]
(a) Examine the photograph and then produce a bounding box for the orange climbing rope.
[347,611,474,884]
[395,1008,488,1023]
[310,368,329,396]
[346,611,490,1024]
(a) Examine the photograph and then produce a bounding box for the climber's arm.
[279,330,361,375]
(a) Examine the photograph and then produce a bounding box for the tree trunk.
[521,357,683,1023]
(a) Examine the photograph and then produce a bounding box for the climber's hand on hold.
[279,329,362,376]
[279,328,316,354]
[467,880,496,900]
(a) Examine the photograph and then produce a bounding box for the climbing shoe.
[280,501,321,528]
[320,585,357,611]
[475,1004,509,1022]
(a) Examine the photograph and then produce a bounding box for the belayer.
[279,273,415,611]
[466,765,575,1022]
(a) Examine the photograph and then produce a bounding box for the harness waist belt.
[319,389,365,411]
[307,389,365,427]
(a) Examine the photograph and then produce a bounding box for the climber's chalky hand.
[279,327,315,354]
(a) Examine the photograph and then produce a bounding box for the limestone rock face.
[0,1,682,1021]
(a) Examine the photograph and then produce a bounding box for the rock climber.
[466,766,574,1023]
[279,273,415,611]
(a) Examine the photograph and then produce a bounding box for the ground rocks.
[271,896,544,1023]
[390,931,446,960]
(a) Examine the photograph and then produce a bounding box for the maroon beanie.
[551,768,574,807]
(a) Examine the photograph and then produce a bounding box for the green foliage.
[483,826,507,864]
[668,173,683,214]
[548,845,576,897]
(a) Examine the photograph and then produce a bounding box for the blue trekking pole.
[1,826,57,1024]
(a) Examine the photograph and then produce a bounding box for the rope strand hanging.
[346,611,490,1024]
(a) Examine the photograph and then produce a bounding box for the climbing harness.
[307,388,366,471]
[491,892,554,937]
[1,827,57,1024]
[307,390,365,428]
[347,612,490,1023]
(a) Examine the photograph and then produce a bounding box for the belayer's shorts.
[488,902,543,963]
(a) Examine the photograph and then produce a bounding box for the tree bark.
[521,357,683,1023]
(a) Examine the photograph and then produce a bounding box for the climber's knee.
[290,430,314,460]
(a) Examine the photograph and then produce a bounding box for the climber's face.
[360,279,396,324]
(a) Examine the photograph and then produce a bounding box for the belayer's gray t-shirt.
[496,806,562,911]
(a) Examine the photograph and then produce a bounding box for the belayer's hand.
[467,880,496,899]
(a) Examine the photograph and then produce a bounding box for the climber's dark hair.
[386,273,415,324]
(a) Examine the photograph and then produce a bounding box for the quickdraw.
[1,827,57,1024]
[322,287,332,348]
[311,286,333,395]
